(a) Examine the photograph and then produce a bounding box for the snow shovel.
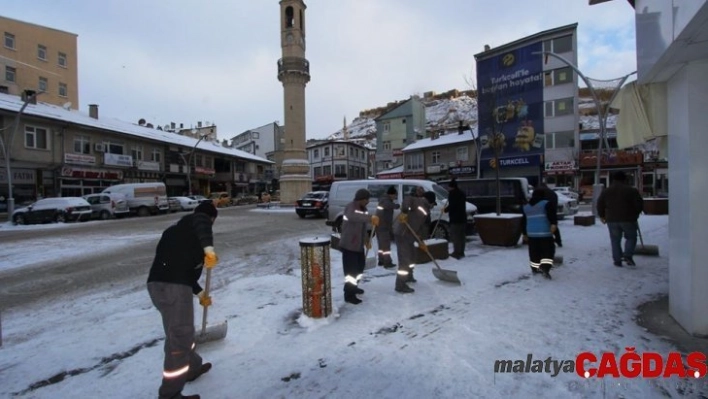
[635,222,659,256]
[195,267,228,344]
[364,226,377,270]
[430,198,448,239]
[403,220,461,285]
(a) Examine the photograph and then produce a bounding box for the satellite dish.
[62,102,72,110]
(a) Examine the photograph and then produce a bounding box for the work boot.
[530,266,541,274]
[541,264,552,280]
[344,292,362,305]
[623,256,636,266]
[187,363,212,383]
[382,262,397,269]
[355,287,365,295]
[613,261,623,267]
[406,271,417,283]
[178,394,200,399]
[395,278,414,293]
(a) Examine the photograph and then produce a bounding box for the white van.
[102,182,170,216]
[326,179,478,240]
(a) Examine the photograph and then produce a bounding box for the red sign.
[378,173,402,179]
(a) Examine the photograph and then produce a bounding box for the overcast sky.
[3,0,636,140]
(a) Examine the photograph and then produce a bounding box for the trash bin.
[299,237,332,318]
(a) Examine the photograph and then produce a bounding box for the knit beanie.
[354,188,371,201]
[195,201,218,219]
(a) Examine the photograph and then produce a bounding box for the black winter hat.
[354,188,371,201]
[423,191,437,206]
[387,186,398,195]
[195,201,218,219]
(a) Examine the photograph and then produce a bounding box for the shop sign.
[64,153,96,165]
[61,166,122,180]
[0,168,36,184]
[195,166,215,175]
[104,153,133,167]
[136,160,161,171]
[449,166,477,175]
[545,161,576,171]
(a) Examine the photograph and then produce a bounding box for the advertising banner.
[477,41,545,162]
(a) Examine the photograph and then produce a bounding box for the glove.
[419,242,428,252]
[198,291,212,307]
[522,234,529,244]
[365,240,372,250]
[397,213,408,223]
[550,225,558,234]
[371,215,380,227]
[600,218,606,225]
[204,246,218,269]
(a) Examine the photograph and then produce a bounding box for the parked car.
[83,193,130,220]
[295,191,329,218]
[188,195,211,204]
[167,197,181,213]
[12,197,93,225]
[209,192,232,208]
[172,196,199,211]
[552,186,580,201]
[555,191,579,219]
[102,182,170,216]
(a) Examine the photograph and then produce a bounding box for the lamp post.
[179,132,213,196]
[2,91,42,217]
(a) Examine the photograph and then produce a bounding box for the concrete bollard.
[299,237,332,318]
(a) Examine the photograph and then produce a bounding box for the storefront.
[543,161,577,188]
[123,160,162,183]
[479,155,543,187]
[59,166,123,196]
[0,167,39,203]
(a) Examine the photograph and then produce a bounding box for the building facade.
[374,97,427,174]
[400,129,478,182]
[474,24,579,188]
[307,140,369,190]
[0,16,79,109]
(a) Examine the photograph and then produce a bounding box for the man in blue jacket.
[522,189,558,279]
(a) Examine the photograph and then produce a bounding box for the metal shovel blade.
[195,320,228,345]
[432,267,461,285]
[364,256,377,270]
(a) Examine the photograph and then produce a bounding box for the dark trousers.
[394,233,415,281]
[448,222,466,256]
[341,249,365,294]
[607,222,638,263]
[148,282,204,399]
[553,226,562,246]
[528,236,556,271]
[376,229,394,264]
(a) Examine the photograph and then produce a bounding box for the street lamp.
[179,132,214,196]
[1,90,42,217]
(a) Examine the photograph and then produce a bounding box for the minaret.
[277,0,311,204]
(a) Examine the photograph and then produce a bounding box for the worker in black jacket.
[535,183,563,247]
[597,171,644,267]
[444,179,468,259]
[147,201,219,399]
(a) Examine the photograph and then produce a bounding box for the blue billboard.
[476,42,545,163]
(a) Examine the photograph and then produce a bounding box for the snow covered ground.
[2,212,705,398]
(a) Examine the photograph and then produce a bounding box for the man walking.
[376,186,400,268]
[444,179,467,259]
[393,186,430,293]
[521,189,558,279]
[147,201,220,399]
[597,171,644,267]
[339,188,379,304]
[535,182,563,247]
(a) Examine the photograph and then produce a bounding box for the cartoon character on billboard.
[514,120,536,152]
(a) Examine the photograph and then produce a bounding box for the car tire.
[430,222,450,241]
[137,207,151,217]
[55,213,66,223]
[13,214,25,225]
[99,210,111,220]
[296,211,306,218]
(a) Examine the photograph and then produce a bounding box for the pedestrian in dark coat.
[597,171,644,267]
[393,186,430,293]
[535,183,563,247]
[444,179,468,259]
[522,189,558,279]
[339,188,379,304]
[147,201,219,399]
[375,186,400,268]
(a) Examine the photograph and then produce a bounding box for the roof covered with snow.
[0,93,272,164]
[403,130,477,152]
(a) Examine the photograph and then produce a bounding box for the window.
[58,52,67,68]
[456,146,469,161]
[25,125,50,150]
[545,97,574,117]
[544,67,573,87]
[383,122,390,133]
[131,145,143,161]
[314,166,322,177]
[195,154,203,167]
[39,77,48,92]
[349,147,354,157]
[335,164,346,177]
[543,35,573,54]
[383,141,391,151]
[73,135,91,154]
[546,131,575,149]
[106,141,124,155]
[151,149,161,163]
[431,151,440,164]
[323,165,332,176]
[324,146,330,157]
[405,153,423,170]
[4,32,15,49]
[38,44,47,60]
[5,66,16,82]
[59,82,67,97]
[313,149,319,159]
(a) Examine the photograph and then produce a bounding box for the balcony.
[579,150,644,168]
[277,57,310,79]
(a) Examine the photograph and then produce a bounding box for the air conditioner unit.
[94,143,105,152]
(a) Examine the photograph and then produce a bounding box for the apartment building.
[374,97,427,174]
[474,24,580,188]
[0,92,271,203]
[307,139,370,190]
[0,16,79,109]
[400,129,478,182]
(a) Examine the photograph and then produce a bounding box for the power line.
[0,54,62,77]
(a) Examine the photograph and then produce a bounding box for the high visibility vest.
[524,200,552,238]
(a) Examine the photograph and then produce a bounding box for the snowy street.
[1,209,705,398]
